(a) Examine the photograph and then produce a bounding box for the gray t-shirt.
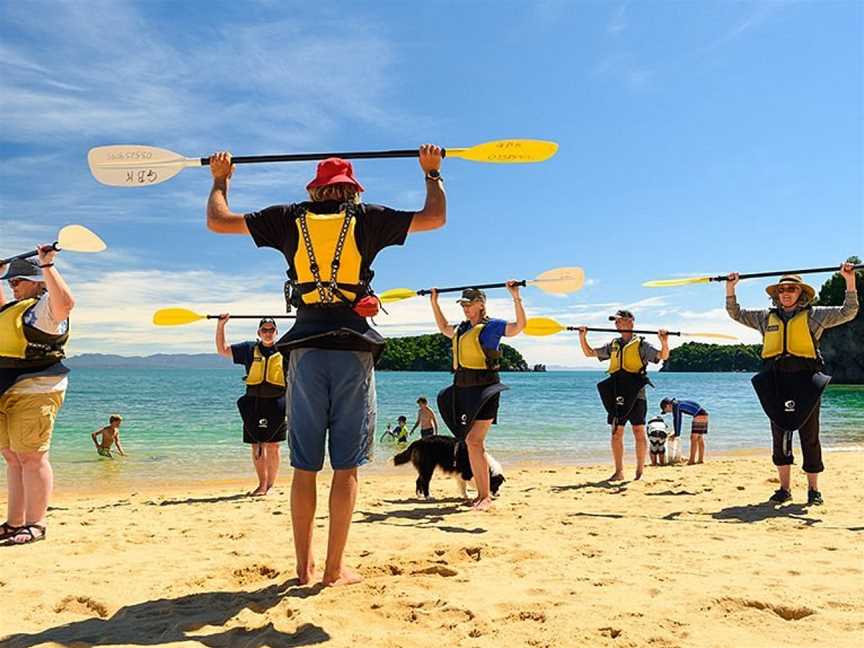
[595,337,660,400]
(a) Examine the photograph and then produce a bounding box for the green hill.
[377,333,529,371]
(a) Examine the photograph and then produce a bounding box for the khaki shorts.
[0,390,65,453]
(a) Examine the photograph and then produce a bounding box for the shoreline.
[40,442,861,500]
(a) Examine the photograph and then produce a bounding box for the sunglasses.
[776,286,801,294]
[7,278,32,287]
[259,327,277,333]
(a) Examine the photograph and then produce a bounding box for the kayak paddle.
[88,139,559,187]
[524,317,738,340]
[1,225,106,265]
[379,267,585,304]
[643,264,864,288]
[153,308,296,327]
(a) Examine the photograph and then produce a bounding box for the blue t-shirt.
[460,318,507,350]
[671,399,706,436]
[231,341,278,372]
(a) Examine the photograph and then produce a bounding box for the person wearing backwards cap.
[215,314,286,496]
[578,310,669,481]
[206,146,445,586]
[431,283,525,511]
[0,248,75,546]
[726,262,858,506]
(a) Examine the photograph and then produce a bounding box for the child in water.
[394,416,410,444]
[92,415,126,458]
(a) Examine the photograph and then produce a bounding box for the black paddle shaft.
[205,315,296,319]
[198,149,447,165]
[1,242,61,266]
[708,264,863,282]
[568,327,681,336]
[416,280,527,296]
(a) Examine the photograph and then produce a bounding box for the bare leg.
[19,451,52,527]
[323,468,362,586]
[688,433,698,465]
[632,425,647,480]
[291,469,317,585]
[465,420,493,510]
[609,426,625,480]
[2,449,25,527]
[250,445,267,495]
[264,443,281,491]
[806,472,818,491]
[649,454,657,466]
[697,435,705,463]
[777,464,792,491]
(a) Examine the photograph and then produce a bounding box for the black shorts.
[608,398,647,427]
[237,394,287,444]
[691,417,708,435]
[475,392,500,422]
[420,427,435,438]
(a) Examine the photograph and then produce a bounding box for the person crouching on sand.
[92,415,126,458]
[431,284,526,511]
[0,252,75,546]
[725,263,858,506]
[216,315,286,497]
[578,310,669,481]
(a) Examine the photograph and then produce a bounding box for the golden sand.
[2,453,862,647]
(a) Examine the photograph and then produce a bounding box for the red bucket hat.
[306,158,365,192]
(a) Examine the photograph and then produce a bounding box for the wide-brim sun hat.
[306,157,365,192]
[765,274,815,303]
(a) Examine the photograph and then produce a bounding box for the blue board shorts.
[285,348,377,471]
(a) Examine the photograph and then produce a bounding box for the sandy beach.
[2,452,862,648]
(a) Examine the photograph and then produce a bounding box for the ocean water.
[4,369,863,489]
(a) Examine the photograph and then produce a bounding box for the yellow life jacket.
[0,297,69,368]
[608,337,645,374]
[452,322,501,371]
[292,207,367,306]
[245,345,286,388]
[762,310,817,360]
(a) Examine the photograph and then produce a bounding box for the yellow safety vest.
[0,297,68,366]
[452,323,500,371]
[762,310,817,360]
[246,345,286,388]
[608,337,645,374]
[293,209,365,305]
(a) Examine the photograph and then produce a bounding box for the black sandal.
[1,524,46,546]
[0,522,21,542]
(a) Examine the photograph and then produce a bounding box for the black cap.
[258,317,277,329]
[457,288,486,304]
[1,258,43,281]
[659,398,674,411]
[608,309,635,321]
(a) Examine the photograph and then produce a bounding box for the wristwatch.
[425,169,442,182]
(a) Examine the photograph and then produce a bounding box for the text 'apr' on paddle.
[87,139,559,187]
[523,317,738,340]
[152,308,296,327]
[1,225,106,265]
[378,267,585,304]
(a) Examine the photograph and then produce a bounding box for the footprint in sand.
[713,597,816,621]
[232,563,281,585]
[54,595,109,618]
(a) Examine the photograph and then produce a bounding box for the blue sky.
[1,0,862,366]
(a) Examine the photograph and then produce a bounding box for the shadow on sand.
[1,580,329,648]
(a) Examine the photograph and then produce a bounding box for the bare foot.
[634,470,643,481]
[297,561,316,586]
[322,566,362,587]
[472,497,493,511]
[248,485,267,496]
[609,472,625,481]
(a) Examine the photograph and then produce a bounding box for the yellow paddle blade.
[529,267,585,294]
[57,225,106,253]
[153,308,206,326]
[378,288,418,303]
[681,332,739,341]
[446,139,558,164]
[642,276,711,288]
[524,317,568,336]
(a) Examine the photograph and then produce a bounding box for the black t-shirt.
[244,201,414,354]
[231,341,283,398]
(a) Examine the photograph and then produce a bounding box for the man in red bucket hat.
[206,144,445,586]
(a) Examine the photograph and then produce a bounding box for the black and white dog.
[393,435,505,500]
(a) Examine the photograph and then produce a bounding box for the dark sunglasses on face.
[259,327,277,333]
[776,286,801,294]
[7,278,29,287]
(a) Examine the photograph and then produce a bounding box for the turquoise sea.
[5,369,863,490]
